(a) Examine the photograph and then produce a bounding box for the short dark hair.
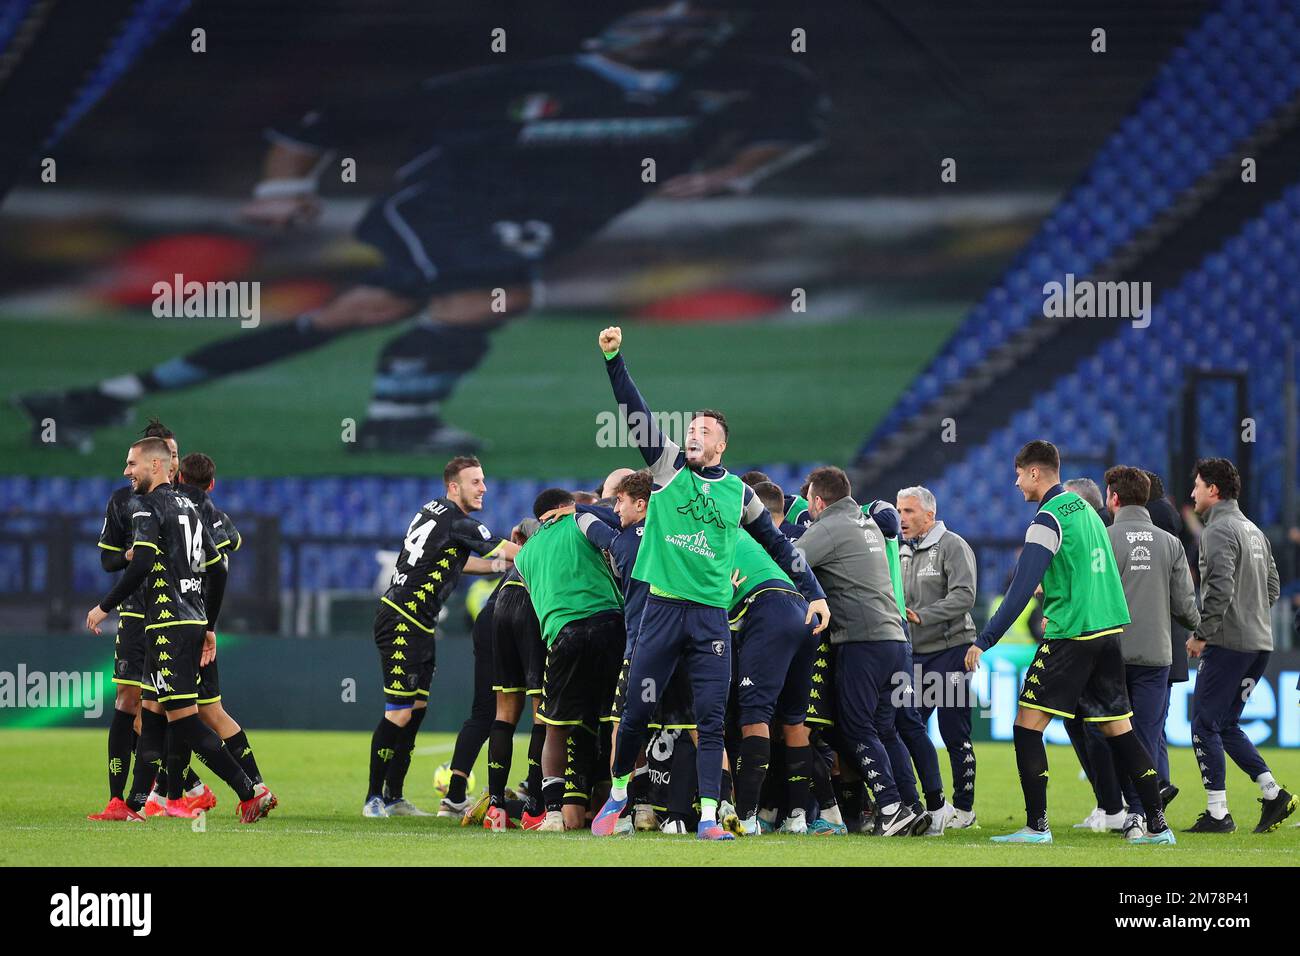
[572,490,599,505]
[533,487,575,519]
[806,465,851,505]
[180,452,216,488]
[693,408,728,440]
[615,469,652,503]
[799,479,811,499]
[140,417,174,440]
[1143,470,1165,501]
[1193,457,1241,500]
[1103,465,1151,508]
[740,470,770,487]
[752,480,785,514]
[1015,439,1060,473]
[443,455,481,486]
[130,437,171,463]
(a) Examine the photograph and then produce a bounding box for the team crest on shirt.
[712,640,725,656]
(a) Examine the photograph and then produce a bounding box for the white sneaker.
[778,810,809,834]
[1073,807,1125,832]
[924,801,955,836]
[949,806,978,829]
[659,816,689,834]
[538,810,565,832]
[362,796,389,818]
[738,815,761,836]
[1121,812,1146,840]
[436,796,471,819]
[633,804,658,831]
[385,798,431,816]
[613,815,635,835]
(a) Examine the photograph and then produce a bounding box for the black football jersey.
[98,485,145,618]
[178,483,238,556]
[273,54,826,234]
[381,496,505,632]
[130,483,222,629]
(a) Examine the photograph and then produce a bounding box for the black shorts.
[804,637,836,727]
[375,604,435,707]
[491,584,545,696]
[112,613,147,688]
[354,189,542,300]
[539,611,624,731]
[198,659,221,706]
[733,589,816,727]
[141,624,204,711]
[606,655,696,729]
[1019,633,1132,722]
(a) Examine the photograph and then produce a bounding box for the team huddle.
[83,327,1296,843]
[357,326,1299,842]
[85,421,275,824]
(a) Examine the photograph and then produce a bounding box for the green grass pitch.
[3,729,1297,866]
[0,307,960,478]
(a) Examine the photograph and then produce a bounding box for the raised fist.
[599,326,622,354]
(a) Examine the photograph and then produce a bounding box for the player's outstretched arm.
[971,541,1053,663]
[599,326,681,479]
[740,491,826,607]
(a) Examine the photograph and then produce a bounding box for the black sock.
[107,710,136,801]
[368,717,402,801]
[370,321,493,418]
[564,729,596,808]
[182,766,202,792]
[924,789,945,812]
[128,709,166,811]
[1105,730,1168,832]
[719,768,734,804]
[164,726,185,801]
[446,770,468,804]
[734,735,771,819]
[526,722,546,813]
[154,725,170,800]
[384,708,425,800]
[138,314,336,393]
[836,777,863,818]
[173,714,254,801]
[542,776,565,813]
[784,744,815,817]
[488,720,516,806]
[1013,724,1049,831]
[222,729,262,786]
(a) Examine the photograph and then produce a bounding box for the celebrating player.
[363,456,518,817]
[86,438,273,823]
[588,326,829,840]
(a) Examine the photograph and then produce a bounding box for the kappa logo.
[676,492,727,529]
[740,677,754,687]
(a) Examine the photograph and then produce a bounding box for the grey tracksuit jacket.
[898,521,977,655]
[795,496,905,646]
[1193,499,1280,652]
[1106,505,1200,667]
